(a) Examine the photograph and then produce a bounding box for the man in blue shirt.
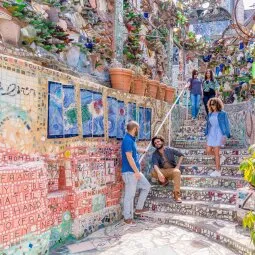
[121,121,151,225]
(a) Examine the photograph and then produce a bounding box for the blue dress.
[207,112,224,147]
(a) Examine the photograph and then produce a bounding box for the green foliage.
[240,145,255,245]
[3,1,69,53]
[239,145,255,186]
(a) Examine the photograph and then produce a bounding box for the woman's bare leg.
[214,146,221,171]
[206,146,214,155]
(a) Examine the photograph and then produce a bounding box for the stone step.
[144,198,237,222]
[138,212,254,255]
[172,139,245,149]
[184,119,206,126]
[181,164,242,177]
[179,124,205,133]
[182,155,244,165]
[175,132,207,140]
[181,175,246,190]
[179,148,249,157]
[149,186,237,205]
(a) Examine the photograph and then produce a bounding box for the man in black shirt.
[151,135,184,203]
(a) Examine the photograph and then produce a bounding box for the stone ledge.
[148,186,237,204]
[144,198,237,222]
[138,212,255,255]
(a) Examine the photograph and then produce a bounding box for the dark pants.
[203,94,215,115]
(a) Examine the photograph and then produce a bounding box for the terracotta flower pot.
[157,84,167,100]
[146,80,159,98]
[165,86,176,104]
[131,75,147,96]
[109,68,134,93]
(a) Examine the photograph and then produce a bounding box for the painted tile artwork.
[48,82,78,138]
[63,85,79,137]
[107,97,118,138]
[80,90,104,137]
[80,89,93,137]
[127,102,137,122]
[139,107,152,141]
[117,101,126,140]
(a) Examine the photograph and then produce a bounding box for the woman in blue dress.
[205,98,231,177]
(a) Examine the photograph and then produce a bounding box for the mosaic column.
[166,28,174,84]
[114,0,124,63]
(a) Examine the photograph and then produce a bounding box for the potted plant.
[165,86,176,103]
[128,64,147,96]
[109,59,134,93]
[157,83,167,100]
[239,144,255,244]
[146,79,160,99]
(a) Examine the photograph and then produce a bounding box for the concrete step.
[181,175,247,190]
[172,139,245,149]
[149,186,237,204]
[181,164,242,177]
[138,212,254,255]
[144,198,237,222]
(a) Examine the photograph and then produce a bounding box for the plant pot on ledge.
[109,68,134,93]
[146,80,159,99]
[131,75,147,96]
[157,84,167,100]
[165,86,176,104]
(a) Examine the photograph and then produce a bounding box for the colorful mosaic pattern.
[107,97,118,138]
[48,82,78,138]
[80,90,104,137]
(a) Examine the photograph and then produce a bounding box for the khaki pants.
[151,168,181,192]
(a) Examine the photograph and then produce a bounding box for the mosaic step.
[182,154,244,165]
[181,164,242,177]
[179,124,205,133]
[179,148,249,157]
[172,139,245,149]
[180,175,246,190]
[144,198,237,222]
[175,132,207,140]
[148,186,237,204]
[138,212,254,255]
[184,119,206,126]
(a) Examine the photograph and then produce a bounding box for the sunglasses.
[210,103,215,106]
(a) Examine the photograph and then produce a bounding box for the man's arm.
[176,156,184,169]
[172,148,184,169]
[126,152,141,180]
[154,164,166,183]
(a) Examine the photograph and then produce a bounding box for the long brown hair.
[192,69,198,79]
[204,69,214,81]
[207,98,224,113]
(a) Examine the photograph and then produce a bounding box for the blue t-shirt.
[121,133,140,173]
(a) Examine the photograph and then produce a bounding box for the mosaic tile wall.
[0,53,171,253]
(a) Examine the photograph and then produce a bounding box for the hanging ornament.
[239,42,244,50]
[215,66,220,76]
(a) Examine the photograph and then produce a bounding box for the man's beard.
[157,144,164,150]
[135,130,138,137]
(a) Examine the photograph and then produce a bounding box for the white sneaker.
[210,170,221,177]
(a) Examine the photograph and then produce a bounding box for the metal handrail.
[139,86,188,163]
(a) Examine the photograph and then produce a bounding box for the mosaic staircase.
[139,113,255,255]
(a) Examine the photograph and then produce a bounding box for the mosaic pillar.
[114,0,124,63]
[166,28,174,84]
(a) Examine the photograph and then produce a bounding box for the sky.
[244,0,255,10]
